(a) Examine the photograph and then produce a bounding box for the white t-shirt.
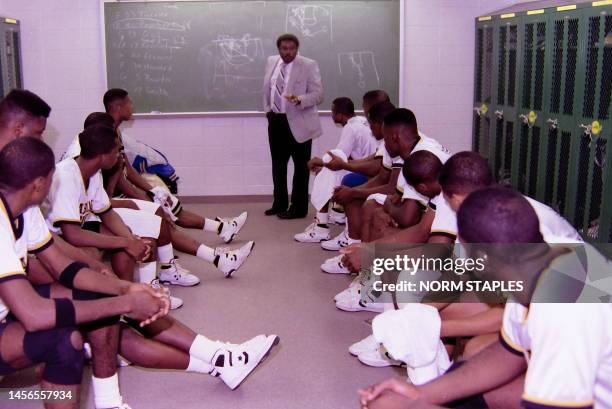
[431,195,582,243]
[335,116,378,161]
[0,197,53,321]
[61,135,81,161]
[501,245,612,408]
[42,159,112,234]
[376,140,404,171]
[398,133,452,202]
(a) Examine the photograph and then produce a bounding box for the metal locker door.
[472,18,494,159]
[541,6,583,218]
[513,11,551,199]
[0,18,22,95]
[568,3,612,241]
[490,14,520,186]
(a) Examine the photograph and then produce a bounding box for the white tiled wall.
[0,0,533,196]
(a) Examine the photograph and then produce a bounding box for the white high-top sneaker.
[321,255,351,274]
[215,241,255,277]
[159,258,200,287]
[321,228,350,251]
[294,221,331,243]
[211,335,280,390]
[217,212,248,244]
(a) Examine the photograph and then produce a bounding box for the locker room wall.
[0,0,534,196]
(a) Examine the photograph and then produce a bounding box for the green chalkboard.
[103,0,400,113]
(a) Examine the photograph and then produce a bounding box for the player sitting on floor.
[79,111,255,283]
[359,186,611,409]
[1,137,280,408]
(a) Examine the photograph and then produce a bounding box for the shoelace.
[169,258,190,275]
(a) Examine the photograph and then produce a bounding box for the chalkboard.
[103,0,400,114]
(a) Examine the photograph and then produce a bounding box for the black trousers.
[267,112,312,213]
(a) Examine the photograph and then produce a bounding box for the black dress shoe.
[265,207,285,216]
[277,209,308,219]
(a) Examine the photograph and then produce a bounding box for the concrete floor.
[0,201,401,409]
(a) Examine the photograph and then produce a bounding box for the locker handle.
[494,110,504,120]
[580,123,592,137]
[546,118,558,130]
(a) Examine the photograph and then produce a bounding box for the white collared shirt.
[336,116,378,160]
[270,58,294,113]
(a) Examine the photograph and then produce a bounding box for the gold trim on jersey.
[0,270,26,279]
[51,217,81,227]
[27,232,53,252]
[430,229,458,236]
[93,203,112,215]
[500,328,526,354]
[522,394,594,408]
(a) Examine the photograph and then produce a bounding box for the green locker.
[0,17,23,97]
[489,13,520,186]
[474,1,612,242]
[566,4,612,239]
[472,18,494,158]
[541,6,583,218]
[513,10,551,199]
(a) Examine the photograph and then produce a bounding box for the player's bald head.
[457,186,543,244]
[0,136,55,191]
[439,151,493,196]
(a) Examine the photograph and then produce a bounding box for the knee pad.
[24,327,84,385]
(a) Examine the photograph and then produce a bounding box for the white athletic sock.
[203,218,221,233]
[137,261,157,284]
[92,373,123,409]
[189,334,221,364]
[157,243,174,264]
[347,237,362,245]
[316,212,329,225]
[186,355,215,374]
[196,244,215,262]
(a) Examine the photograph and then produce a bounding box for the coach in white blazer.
[263,33,323,219]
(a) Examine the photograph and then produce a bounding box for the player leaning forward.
[0,137,279,409]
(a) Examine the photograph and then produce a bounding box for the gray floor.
[0,202,401,409]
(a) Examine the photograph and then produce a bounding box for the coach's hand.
[358,378,421,408]
[332,186,355,205]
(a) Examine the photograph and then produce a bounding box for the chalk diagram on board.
[198,34,265,99]
[286,5,333,41]
[338,51,380,90]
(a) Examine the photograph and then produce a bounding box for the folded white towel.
[311,149,349,211]
[372,304,452,385]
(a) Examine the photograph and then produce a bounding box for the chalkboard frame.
[100,0,405,117]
